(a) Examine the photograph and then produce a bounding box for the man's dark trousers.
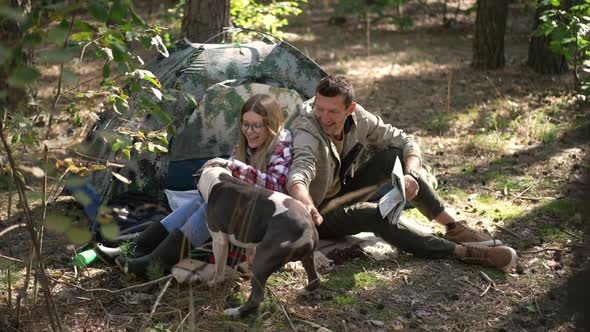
[317,148,456,258]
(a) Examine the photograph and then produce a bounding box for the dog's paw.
[296,288,310,296]
[207,278,224,288]
[223,307,241,319]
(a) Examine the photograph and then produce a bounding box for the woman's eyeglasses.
[241,123,266,133]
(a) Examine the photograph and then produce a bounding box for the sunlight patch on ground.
[472,195,526,222]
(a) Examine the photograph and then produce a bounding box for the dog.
[197,166,320,318]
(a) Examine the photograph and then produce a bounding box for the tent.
[77,34,327,205]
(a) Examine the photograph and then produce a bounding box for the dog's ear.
[219,173,233,181]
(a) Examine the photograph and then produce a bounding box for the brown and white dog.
[197,166,320,318]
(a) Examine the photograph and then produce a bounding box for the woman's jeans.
[160,194,210,247]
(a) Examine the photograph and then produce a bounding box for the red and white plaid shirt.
[228,129,293,193]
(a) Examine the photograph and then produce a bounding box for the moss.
[474,195,525,221]
[538,199,578,219]
[438,186,468,202]
[354,271,382,288]
[540,226,569,241]
[492,176,535,192]
[333,294,357,306]
[462,163,476,175]
[324,260,385,290]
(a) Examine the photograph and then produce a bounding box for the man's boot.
[116,229,189,279]
[459,244,517,271]
[445,221,502,247]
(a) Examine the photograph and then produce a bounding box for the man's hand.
[404,174,419,201]
[203,157,232,169]
[289,182,323,225]
[306,204,323,226]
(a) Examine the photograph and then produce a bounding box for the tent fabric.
[78,38,326,202]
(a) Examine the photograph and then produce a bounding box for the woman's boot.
[95,221,169,264]
[116,229,189,279]
[132,221,169,257]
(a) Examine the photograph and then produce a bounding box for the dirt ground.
[1,2,589,332]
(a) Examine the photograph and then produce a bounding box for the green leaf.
[23,32,42,47]
[99,47,114,61]
[0,5,23,21]
[122,146,131,159]
[66,227,92,245]
[74,113,82,125]
[154,144,168,153]
[182,92,199,108]
[102,62,111,79]
[130,81,141,93]
[109,0,129,24]
[147,141,155,152]
[151,35,169,57]
[39,48,74,64]
[70,31,93,42]
[0,44,8,63]
[62,69,79,84]
[45,213,72,233]
[11,133,20,144]
[550,0,560,6]
[100,223,120,241]
[152,108,172,125]
[111,139,122,152]
[525,303,538,313]
[150,87,162,100]
[7,66,41,87]
[75,20,95,32]
[47,26,70,45]
[89,2,110,22]
[112,171,132,183]
[110,42,129,62]
[73,190,92,207]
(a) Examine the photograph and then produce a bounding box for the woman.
[116,94,293,277]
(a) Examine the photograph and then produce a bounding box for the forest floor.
[1,3,589,332]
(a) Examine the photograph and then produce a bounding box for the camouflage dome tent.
[76,31,327,208]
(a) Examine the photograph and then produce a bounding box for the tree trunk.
[0,0,31,120]
[527,2,568,74]
[472,0,509,70]
[181,0,230,43]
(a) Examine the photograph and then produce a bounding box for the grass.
[537,199,578,219]
[540,226,570,241]
[0,260,25,291]
[473,195,526,221]
[425,112,454,133]
[491,175,536,192]
[324,261,385,290]
[438,186,468,204]
[333,294,357,306]
[267,270,295,287]
[538,121,559,144]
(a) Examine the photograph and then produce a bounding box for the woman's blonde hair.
[235,94,284,171]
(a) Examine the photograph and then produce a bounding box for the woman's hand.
[203,158,232,169]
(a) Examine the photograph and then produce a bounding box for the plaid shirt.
[228,129,293,193]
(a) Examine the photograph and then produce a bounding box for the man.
[287,75,517,270]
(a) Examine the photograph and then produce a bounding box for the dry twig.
[518,248,564,254]
[293,318,334,332]
[0,254,23,263]
[495,225,521,240]
[140,276,173,331]
[48,275,173,295]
